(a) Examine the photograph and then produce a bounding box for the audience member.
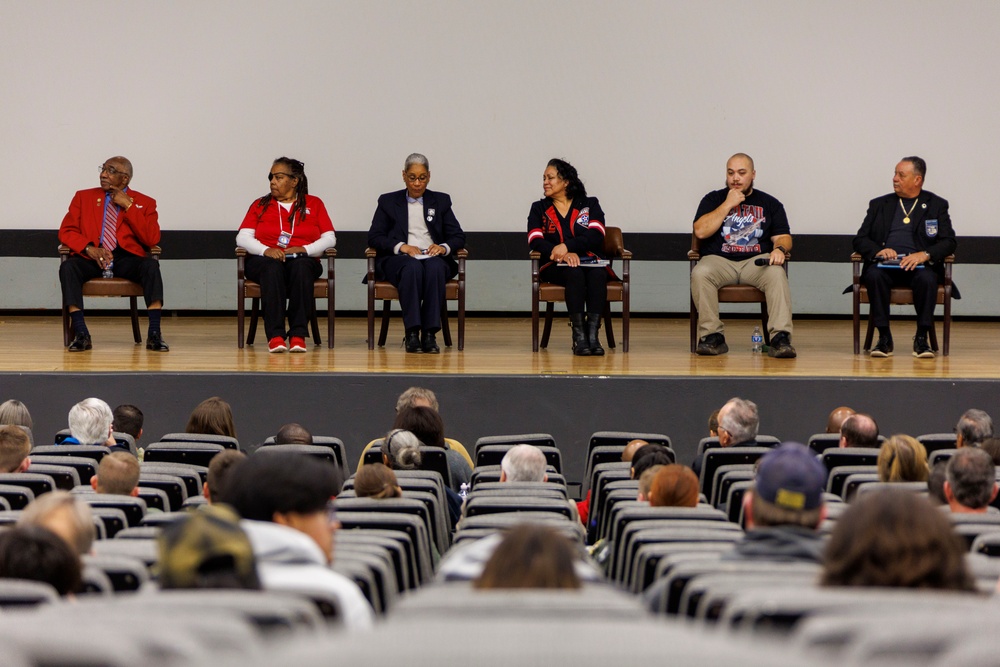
[944,447,998,513]
[204,450,247,504]
[0,399,33,444]
[826,406,856,434]
[0,526,82,596]
[90,451,140,496]
[393,405,470,491]
[112,404,144,443]
[186,397,237,439]
[956,409,993,448]
[725,443,827,563]
[877,435,929,482]
[18,491,96,556]
[578,439,649,526]
[274,422,313,445]
[707,410,720,437]
[822,489,974,591]
[158,504,261,590]
[649,465,700,508]
[225,450,373,630]
[693,397,759,477]
[65,398,130,454]
[632,444,674,481]
[500,444,548,483]
[978,437,1000,466]
[474,524,582,590]
[354,463,403,499]
[396,386,439,413]
[637,464,664,502]
[381,429,424,470]
[0,425,31,473]
[839,413,879,448]
[927,460,948,505]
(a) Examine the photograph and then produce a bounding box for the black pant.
[863,265,939,329]
[60,248,164,310]
[244,255,321,339]
[540,265,608,315]
[381,255,449,332]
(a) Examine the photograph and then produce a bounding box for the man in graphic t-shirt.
[852,156,957,359]
[691,153,796,358]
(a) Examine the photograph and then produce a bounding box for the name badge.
[277,231,292,248]
[925,219,938,238]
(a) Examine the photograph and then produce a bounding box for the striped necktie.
[102,199,119,252]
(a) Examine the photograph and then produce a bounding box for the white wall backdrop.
[3,0,997,235]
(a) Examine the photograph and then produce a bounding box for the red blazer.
[59,187,160,257]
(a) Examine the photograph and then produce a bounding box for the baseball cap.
[755,442,826,511]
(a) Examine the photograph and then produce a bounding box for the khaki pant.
[691,253,793,339]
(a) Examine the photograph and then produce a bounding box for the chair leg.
[309,297,322,346]
[531,285,540,353]
[130,297,141,344]
[863,317,875,352]
[622,285,630,353]
[603,305,616,349]
[457,286,465,352]
[689,297,698,353]
[928,325,939,352]
[327,299,334,349]
[943,290,952,357]
[237,293,245,349]
[367,286,376,350]
[378,300,392,347]
[852,291,861,355]
[759,302,770,346]
[540,303,555,349]
[440,303,453,347]
[62,305,71,347]
[248,298,260,345]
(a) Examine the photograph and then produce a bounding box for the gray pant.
[691,254,793,339]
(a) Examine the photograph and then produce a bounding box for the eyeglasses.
[405,174,429,183]
[99,164,125,176]
[268,172,293,181]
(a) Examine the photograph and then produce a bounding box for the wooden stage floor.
[2,315,998,379]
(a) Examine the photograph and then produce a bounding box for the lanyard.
[277,202,296,238]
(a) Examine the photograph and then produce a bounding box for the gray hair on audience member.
[68,398,113,446]
[946,447,996,510]
[0,400,33,432]
[501,445,547,483]
[404,153,429,170]
[957,409,993,446]
[720,397,759,444]
[382,429,423,469]
[18,491,96,556]
[395,386,439,413]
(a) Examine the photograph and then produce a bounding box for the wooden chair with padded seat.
[365,248,467,351]
[688,235,789,352]
[531,226,631,353]
[850,252,954,356]
[236,247,335,349]
[59,244,161,346]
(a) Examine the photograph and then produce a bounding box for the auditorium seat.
[139,462,206,494]
[820,447,881,473]
[81,554,148,592]
[825,465,878,498]
[852,480,928,501]
[158,432,240,450]
[468,465,564,488]
[28,445,108,463]
[92,537,158,567]
[26,455,98,485]
[335,496,447,557]
[698,447,773,498]
[473,433,556,457]
[256,444,338,468]
[144,442,225,467]
[336,511,433,586]
[0,579,59,609]
[16,464,78,491]
[682,567,821,623]
[138,473,189,512]
[81,493,147,527]
[333,542,400,613]
[466,481,568,500]
[0,485,34,510]
[263,435,349,477]
[336,530,413,594]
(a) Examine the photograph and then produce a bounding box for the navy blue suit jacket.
[366,189,466,281]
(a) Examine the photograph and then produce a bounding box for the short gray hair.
[381,429,423,469]
[396,386,439,413]
[720,397,759,445]
[68,398,113,446]
[957,409,993,446]
[947,447,996,510]
[404,153,429,170]
[500,445,547,482]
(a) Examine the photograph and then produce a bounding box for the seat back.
[82,494,147,527]
[158,433,239,450]
[19,464,79,490]
[698,447,772,497]
[474,434,557,457]
[29,445,109,463]
[144,442,225,467]
[262,436,348,475]
[820,447,881,472]
[138,473,189,511]
[27,455,98,484]
[475,444,562,473]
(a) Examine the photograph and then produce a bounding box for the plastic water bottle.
[751,325,763,353]
[459,482,469,500]
[102,261,114,279]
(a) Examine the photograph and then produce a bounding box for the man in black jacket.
[853,157,957,358]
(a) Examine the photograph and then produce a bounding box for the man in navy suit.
[368,154,466,353]
[853,156,957,359]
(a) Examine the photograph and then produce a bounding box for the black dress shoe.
[67,332,92,352]
[913,334,935,359]
[421,331,440,354]
[870,335,893,358]
[145,331,170,352]
[404,330,422,353]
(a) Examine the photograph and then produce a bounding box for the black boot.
[586,313,605,356]
[570,314,590,356]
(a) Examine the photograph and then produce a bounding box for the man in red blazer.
[59,156,168,351]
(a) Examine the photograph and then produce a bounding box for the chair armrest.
[235,247,247,257]
[58,244,71,256]
[687,250,700,261]
[850,252,862,263]
[621,249,632,260]
[455,249,468,258]
[324,248,337,258]
[944,254,954,283]
[149,246,162,258]
[365,247,377,259]
[529,251,541,260]
[365,247,376,281]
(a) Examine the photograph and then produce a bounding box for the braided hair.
[257,157,309,224]
[547,158,587,199]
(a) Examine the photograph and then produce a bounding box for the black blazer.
[852,190,958,290]
[366,189,466,281]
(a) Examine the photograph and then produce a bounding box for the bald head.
[839,413,879,448]
[622,439,649,463]
[826,406,856,434]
